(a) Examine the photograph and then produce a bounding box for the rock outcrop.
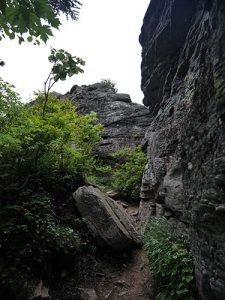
[73,186,141,251]
[64,83,150,161]
[140,0,225,299]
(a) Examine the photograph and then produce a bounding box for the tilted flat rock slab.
[73,186,141,251]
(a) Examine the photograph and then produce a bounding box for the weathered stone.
[104,289,113,299]
[63,83,151,162]
[121,202,128,209]
[140,0,225,298]
[77,288,97,300]
[155,204,164,217]
[106,190,119,199]
[130,211,138,217]
[73,186,141,250]
[32,281,50,299]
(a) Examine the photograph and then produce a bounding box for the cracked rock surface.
[64,83,151,161]
[139,0,225,299]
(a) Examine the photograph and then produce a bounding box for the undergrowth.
[143,217,197,300]
[87,146,147,202]
[111,146,147,202]
[86,164,112,192]
[0,80,103,296]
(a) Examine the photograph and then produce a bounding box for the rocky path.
[75,200,152,300]
[95,249,151,300]
[95,201,151,300]
[50,196,152,300]
[77,247,151,300]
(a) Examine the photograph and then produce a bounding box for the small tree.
[42,48,85,116]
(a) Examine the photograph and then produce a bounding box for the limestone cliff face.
[140,0,225,299]
[65,83,151,161]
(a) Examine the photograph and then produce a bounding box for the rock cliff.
[139,0,225,299]
[64,83,150,161]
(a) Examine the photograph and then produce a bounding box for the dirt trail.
[97,202,151,300]
[80,201,152,300]
[95,249,151,300]
[64,200,152,300]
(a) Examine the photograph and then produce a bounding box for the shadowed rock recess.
[64,83,151,161]
[139,0,225,299]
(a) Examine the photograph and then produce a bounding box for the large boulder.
[73,186,141,251]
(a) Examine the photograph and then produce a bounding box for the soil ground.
[95,249,151,300]
[76,201,152,300]
[52,200,152,300]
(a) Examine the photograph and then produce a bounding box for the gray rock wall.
[64,83,151,161]
[140,0,225,299]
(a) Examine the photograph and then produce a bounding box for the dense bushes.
[111,146,147,201]
[0,79,146,296]
[87,146,147,202]
[86,164,112,192]
[143,217,196,300]
[0,80,103,295]
[0,84,103,196]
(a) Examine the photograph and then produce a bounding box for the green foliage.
[0,0,59,43]
[0,80,103,293]
[111,146,147,201]
[101,78,118,92]
[43,48,85,115]
[0,0,81,44]
[0,92,102,192]
[49,0,81,20]
[86,164,112,192]
[86,147,146,201]
[0,191,80,291]
[143,217,196,300]
[48,48,85,82]
[0,79,23,128]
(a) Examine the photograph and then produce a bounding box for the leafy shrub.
[0,191,80,290]
[111,146,147,202]
[0,80,103,294]
[86,164,112,192]
[100,78,118,92]
[0,90,103,193]
[143,217,196,300]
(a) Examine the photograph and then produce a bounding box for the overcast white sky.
[0,0,150,103]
